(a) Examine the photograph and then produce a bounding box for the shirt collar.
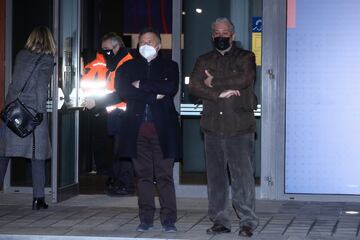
[214,44,237,56]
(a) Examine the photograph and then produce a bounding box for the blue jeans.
[0,157,45,198]
[204,133,259,230]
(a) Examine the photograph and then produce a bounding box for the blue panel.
[285,0,360,194]
[252,17,262,32]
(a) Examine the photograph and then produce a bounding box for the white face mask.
[139,45,157,61]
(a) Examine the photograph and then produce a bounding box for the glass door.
[262,0,360,201]
[285,0,360,196]
[51,0,81,202]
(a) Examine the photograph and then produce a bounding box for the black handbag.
[0,55,43,138]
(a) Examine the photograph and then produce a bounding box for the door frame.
[2,0,12,193]
[51,0,81,203]
[260,0,287,200]
[262,0,360,202]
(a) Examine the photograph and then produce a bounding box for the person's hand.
[82,97,96,109]
[204,70,213,88]
[156,94,165,100]
[132,80,140,88]
[218,90,240,98]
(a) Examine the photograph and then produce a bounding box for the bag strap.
[17,54,45,98]
[32,131,35,160]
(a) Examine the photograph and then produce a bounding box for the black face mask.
[213,37,231,51]
[100,49,118,71]
[100,49,115,60]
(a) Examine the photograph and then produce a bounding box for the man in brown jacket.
[189,17,258,237]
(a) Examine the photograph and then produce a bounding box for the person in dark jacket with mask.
[115,28,181,233]
[189,18,259,237]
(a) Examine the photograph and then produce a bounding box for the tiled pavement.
[1,194,360,239]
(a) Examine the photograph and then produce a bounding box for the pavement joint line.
[208,233,215,240]
[60,207,106,228]
[281,216,296,235]
[331,219,340,236]
[0,210,11,218]
[47,210,81,228]
[258,215,273,233]
[0,208,41,227]
[185,214,207,233]
[118,213,139,228]
[46,207,93,228]
[48,207,83,220]
[26,209,57,226]
[95,209,132,227]
[306,218,317,236]
[356,218,360,237]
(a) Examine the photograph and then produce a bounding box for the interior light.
[345,211,359,215]
[195,8,202,14]
[184,76,190,85]
[182,11,186,15]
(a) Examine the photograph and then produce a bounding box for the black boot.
[32,197,48,210]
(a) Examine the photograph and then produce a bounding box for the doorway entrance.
[3,0,80,202]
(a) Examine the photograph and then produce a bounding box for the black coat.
[114,55,182,159]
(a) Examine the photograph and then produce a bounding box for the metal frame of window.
[263,0,360,202]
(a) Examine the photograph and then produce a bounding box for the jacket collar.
[138,53,161,63]
[214,44,238,57]
[105,48,130,71]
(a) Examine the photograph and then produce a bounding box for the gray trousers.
[0,157,45,198]
[204,133,259,230]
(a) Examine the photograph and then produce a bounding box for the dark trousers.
[92,114,113,175]
[112,135,135,191]
[133,123,177,225]
[0,157,45,197]
[110,158,135,191]
[204,133,258,230]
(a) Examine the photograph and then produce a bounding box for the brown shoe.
[206,223,231,235]
[239,225,253,237]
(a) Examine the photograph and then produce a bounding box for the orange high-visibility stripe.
[81,52,133,112]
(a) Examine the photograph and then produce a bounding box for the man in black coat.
[115,28,181,233]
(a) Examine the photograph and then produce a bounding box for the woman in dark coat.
[0,26,56,210]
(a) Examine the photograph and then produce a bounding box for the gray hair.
[101,32,125,48]
[211,17,235,33]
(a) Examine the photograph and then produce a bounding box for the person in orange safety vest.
[82,32,135,197]
[81,41,132,112]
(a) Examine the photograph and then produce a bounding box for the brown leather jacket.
[189,45,257,136]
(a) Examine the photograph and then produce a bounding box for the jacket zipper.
[144,62,151,122]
